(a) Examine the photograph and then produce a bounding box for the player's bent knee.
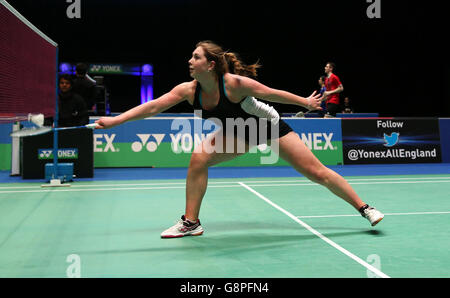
[188,152,210,170]
[306,168,330,185]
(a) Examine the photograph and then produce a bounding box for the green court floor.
[0,174,449,278]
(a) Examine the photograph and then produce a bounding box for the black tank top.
[192,75,293,143]
[193,75,255,124]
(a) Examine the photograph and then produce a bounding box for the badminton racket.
[10,123,99,137]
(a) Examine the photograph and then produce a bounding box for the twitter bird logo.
[383,132,399,147]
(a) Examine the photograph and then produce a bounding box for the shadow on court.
[75,227,384,257]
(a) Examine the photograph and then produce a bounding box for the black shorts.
[326,103,340,116]
[220,118,293,146]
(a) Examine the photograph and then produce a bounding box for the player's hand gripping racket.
[10,123,99,137]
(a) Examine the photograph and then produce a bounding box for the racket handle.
[86,123,99,129]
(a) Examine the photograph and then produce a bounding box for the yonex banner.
[21,129,93,179]
[342,119,442,164]
[38,148,78,159]
[92,117,343,167]
[284,118,343,166]
[2,117,449,172]
[88,64,143,75]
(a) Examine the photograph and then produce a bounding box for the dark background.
[6,0,449,116]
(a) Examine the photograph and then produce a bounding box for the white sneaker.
[361,206,384,226]
[161,215,204,238]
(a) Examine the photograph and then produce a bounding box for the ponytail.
[223,52,261,78]
[197,40,261,78]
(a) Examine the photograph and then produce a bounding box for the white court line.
[297,211,450,219]
[347,176,450,181]
[238,182,390,278]
[0,180,300,190]
[0,181,244,190]
[245,180,450,187]
[1,176,450,190]
[0,184,241,194]
[0,179,450,194]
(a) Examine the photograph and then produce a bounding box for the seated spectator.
[341,96,354,113]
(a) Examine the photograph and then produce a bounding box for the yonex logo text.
[300,133,335,150]
[38,149,78,159]
[94,134,117,152]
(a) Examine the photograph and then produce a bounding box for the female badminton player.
[95,41,384,238]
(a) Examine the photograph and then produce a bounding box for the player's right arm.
[95,82,194,129]
[323,84,343,98]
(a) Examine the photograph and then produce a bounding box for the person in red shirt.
[323,62,344,117]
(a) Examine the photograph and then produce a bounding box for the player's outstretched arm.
[95,82,191,129]
[231,75,323,111]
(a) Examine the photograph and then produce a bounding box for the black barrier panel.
[342,118,442,164]
[20,129,94,179]
[439,118,450,163]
